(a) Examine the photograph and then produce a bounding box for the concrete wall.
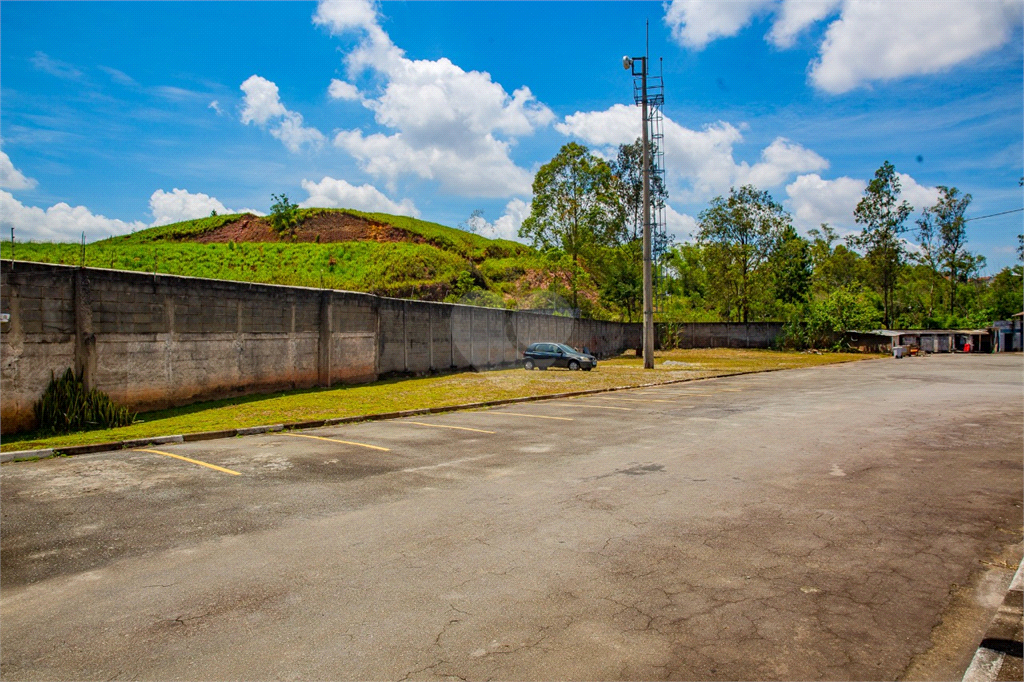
[1,261,641,433]
[666,322,783,349]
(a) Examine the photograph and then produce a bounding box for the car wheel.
[524,359,535,371]
[568,360,580,371]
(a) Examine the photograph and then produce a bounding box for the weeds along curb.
[1,359,874,464]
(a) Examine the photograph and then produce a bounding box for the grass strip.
[1,348,881,454]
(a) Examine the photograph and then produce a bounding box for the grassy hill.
[1,208,596,311]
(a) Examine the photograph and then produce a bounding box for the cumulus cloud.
[767,0,841,48]
[784,171,939,234]
[328,79,361,101]
[665,205,699,242]
[299,176,420,217]
[239,75,325,152]
[150,188,232,226]
[0,151,37,191]
[809,1,1021,93]
[557,104,826,202]
[0,190,145,242]
[664,0,775,50]
[784,173,866,233]
[663,0,1022,92]
[315,0,553,198]
[464,199,531,242]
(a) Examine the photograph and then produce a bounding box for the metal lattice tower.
[633,59,667,309]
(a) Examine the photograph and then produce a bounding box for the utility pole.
[623,54,655,369]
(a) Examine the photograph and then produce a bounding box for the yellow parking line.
[491,412,574,421]
[282,432,390,451]
[594,396,675,404]
[135,448,241,476]
[403,421,495,434]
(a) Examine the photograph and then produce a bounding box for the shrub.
[34,368,136,434]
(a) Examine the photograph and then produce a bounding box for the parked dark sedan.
[523,342,596,371]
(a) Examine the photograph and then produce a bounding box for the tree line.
[516,143,1023,347]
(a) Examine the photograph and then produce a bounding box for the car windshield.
[557,344,576,354]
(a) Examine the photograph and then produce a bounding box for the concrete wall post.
[73,269,97,390]
[317,291,332,387]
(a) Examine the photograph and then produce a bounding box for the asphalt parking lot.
[2,354,1021,681]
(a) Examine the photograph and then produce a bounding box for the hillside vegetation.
[1,208,599,312]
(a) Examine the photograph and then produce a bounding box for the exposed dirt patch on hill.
[195,212,424,245]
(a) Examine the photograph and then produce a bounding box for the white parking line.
[401,455,494,473]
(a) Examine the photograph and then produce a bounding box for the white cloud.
[313,0,380,34]
[30,51,83,80]
[298,176,420,217]
[557,104,826,202]
[239,75,325,152]
[785,173,866,234]
[0,190,145,242]
[665,205,699,242]
[664,0,775,50]
[208,100,223,115]
[809,1,1021,93]
[663,0,1023,93]
[328,79,361,101]
[0,150,37,191]
[895,172,941,213]
[98,65,138,87]
[465,199,531,242]
[316,0,552,198]
[149,188,234,226]
[767,0,841,48]
[784,171,939,234]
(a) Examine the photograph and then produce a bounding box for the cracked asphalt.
[1,354,1021,681]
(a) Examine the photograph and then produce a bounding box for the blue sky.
[2,0,1022,270]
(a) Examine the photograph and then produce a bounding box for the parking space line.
[403,421,495,434]
[401,455,494,473]
[282,432,390,451]
[568,402,632,411]
[594,396,675,404]
[134,448,242,476]
[489,412,574,421]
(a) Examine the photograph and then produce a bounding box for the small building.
[845,329,993,353]
[990,313,1023,352]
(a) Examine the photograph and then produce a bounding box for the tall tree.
[849,161,912,328]
[696,185,791,323]
[916,186,973,316]
[520,142,621,309]
[771,225,812,305]
[610,138,668,245]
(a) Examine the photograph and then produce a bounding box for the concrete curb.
[0,360,865,464]
[962,561,1024,682]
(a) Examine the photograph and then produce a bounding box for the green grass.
[1,349,881,454]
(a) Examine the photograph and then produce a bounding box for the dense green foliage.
[3,159,1018,336]
[34,368,135,434]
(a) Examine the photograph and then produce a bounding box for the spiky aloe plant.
[33,368,136,434]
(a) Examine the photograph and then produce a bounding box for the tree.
[610,138,668,245]
[520,142,621,309]
[849,161,912,328]
[696,185,791,323]
[917,186,973,316]
[270,193,300,237]
[771,225,812,305]
[807,224,865,295]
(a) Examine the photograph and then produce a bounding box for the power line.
[964,207,1024,222]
